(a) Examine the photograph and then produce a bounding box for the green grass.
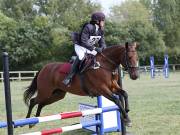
[0,72,180,135]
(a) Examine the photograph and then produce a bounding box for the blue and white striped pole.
[150,56,155,78]
[164,55,169,78]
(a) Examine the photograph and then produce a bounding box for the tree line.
[0,0,179,70]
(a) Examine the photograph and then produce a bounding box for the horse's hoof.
[14,125,25,128]
[124,118,132,127]
[126,121,132,127]
[29,124,35,128]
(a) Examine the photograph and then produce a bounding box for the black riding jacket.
[79,23,106,51]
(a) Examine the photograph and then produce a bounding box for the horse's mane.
[106,44,125,49]
[103,45,125,54]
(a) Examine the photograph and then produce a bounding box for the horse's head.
[98,42,139,80]
[121,42,139,80]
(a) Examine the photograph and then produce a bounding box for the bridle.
[124,48,139,72]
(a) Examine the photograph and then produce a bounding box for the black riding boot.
[63,57,80,85]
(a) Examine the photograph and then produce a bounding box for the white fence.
[0,64,180,81]
[0,71,38,81]
[139,64,180,73]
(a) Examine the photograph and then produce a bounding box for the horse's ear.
[125,42,129,49]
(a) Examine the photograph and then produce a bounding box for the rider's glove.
[95,47,103,53]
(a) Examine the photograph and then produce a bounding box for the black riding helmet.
[91,12,105,22]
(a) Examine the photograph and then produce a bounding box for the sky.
[91,0,124,14]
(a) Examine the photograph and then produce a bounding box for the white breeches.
[74,44,97,60]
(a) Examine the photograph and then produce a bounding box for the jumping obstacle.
[150,55,169,78]
[1,52,126,135]
[79,96,121,135]
[0,99,121,135]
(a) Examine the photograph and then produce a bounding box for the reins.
[100,53,117,67]
[98,46,138,73]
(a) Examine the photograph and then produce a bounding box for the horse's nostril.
[130,73,138,80]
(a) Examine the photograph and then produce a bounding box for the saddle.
[79,54,99,73]
[59,54,99,74]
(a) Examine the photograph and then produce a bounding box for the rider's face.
[99,21,105,29]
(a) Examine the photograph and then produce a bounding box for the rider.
[63,11,107,86]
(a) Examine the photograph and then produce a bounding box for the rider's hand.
[95,47,102,53]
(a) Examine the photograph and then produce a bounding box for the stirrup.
[93,61,100,69]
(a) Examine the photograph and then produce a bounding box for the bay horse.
[24,42,139,127]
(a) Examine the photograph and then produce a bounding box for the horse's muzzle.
[129,68,139,80]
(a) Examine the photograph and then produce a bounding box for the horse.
[23,42,139,127]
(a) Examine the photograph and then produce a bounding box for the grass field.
[0,72,180,135]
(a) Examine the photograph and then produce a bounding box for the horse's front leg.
[117,89,130,113]
[102,88,131,127]
[116,89,132,127]
[111,80,130,114]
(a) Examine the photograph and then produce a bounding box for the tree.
[105,21,131,45]
[0,11,17,69]
[33,0,100,31]
[109,0,165,64]
[0,0,102,70]
[0,0,35,20]
[141,0,180,63]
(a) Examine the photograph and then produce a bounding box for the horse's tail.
[23,71,39,106]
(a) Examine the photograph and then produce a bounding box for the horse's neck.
[101,46,125,69]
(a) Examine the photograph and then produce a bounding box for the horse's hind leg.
[34,89,66,117]
[44,89,66,106]
[35,89,66,117]
[35,104,44,117]
[21,98,37,128]
[29,89,66,128]
[26,98,37,118]
[29,104,44,128]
